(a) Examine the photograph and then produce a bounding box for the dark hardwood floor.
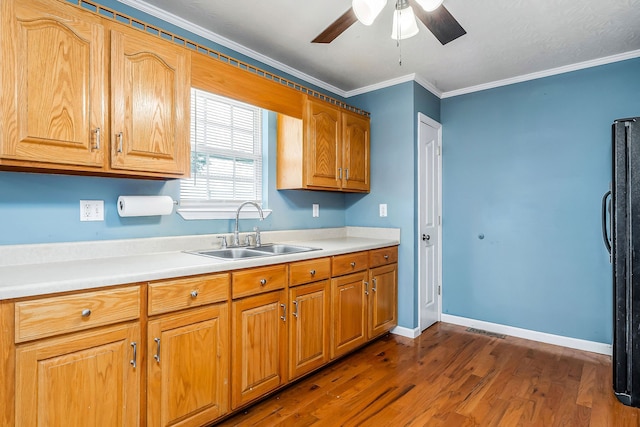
[215,322,640,426]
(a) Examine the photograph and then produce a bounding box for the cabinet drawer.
[332,251,369,276]
[15,286,141,343]
[369,246,398,267]
[289,257,331,286]
[148,273,229,316]
[232,264,287,299]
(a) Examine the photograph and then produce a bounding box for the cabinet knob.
[350,262,356,268]
[384,254,389,260]
[190,290,198,298]
[81,309,91,317]
[260,279,267,286]
[310,269,316,276]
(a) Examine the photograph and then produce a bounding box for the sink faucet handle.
[217,236,228,249]
[253,226,261,247]
[244,234,252,246]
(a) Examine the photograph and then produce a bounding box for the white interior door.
[418,113,441,331]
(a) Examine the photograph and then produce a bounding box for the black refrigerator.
[603,117,640,407]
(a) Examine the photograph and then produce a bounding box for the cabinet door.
[368,264,398,339]
[342,111,370,192]
[331,271,368,359]
[304,99,341,189]
[147,304,229,427]
[289,280,330,380]
[231,290,287,409]
[110,26,190,176]
[1,0,105,168]
[15,322,140,426]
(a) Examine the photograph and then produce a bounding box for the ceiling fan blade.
[312,8,358,43]
[411,2,466,45]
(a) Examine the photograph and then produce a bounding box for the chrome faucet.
[233,201,264,246]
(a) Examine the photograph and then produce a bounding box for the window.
[180,88,263,209]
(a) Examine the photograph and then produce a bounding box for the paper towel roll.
[117,196,175,217]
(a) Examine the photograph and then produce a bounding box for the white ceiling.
[119,0,640,97]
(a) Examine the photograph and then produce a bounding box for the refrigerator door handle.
[602,189,612,255]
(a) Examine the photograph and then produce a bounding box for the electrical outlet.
[312,203,319,218]
[80,200,104,222]
[379,204,388,217]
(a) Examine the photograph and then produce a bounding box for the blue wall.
[440,57,640,344]
[347,81,440,329]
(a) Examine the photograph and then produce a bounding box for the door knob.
[422,234,431,241]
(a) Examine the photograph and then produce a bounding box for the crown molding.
[116,0,348,98]
[441,49,640,99]
[345,73,443,99]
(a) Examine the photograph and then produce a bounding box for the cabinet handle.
[293,300,299,318]
[81,309,91,317]
[130,342,137,368]
[384,254,389,260]
[93,127,101,150]
[373,278,377,292]
[310,269,316,276]
[346,168,349,181]
[190,290,198,298]
[280,304,286,321]
[350,262,356,268]
[338,168,342,179]
[117,132,123,153]
[154,338,161,363]
[364,281,369,296]
[260,278,267,286]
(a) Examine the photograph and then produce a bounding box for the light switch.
[313,204,319,217]
[379,204,387,217]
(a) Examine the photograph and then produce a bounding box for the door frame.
[417,112,443,331]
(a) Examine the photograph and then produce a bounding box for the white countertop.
[0,227,400,300]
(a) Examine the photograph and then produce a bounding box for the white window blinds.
[181,88,262,205]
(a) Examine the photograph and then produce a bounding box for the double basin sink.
[188,244,320,260]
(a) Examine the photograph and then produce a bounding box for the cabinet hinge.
[438,215,441,226]
[437,145,441,156]
[438,285,441,296]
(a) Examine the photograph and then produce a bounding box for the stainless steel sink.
[251,244,319,255]
[187,244,319,260]
[189,247,270,260]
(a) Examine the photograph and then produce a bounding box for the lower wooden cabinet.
[15,322,141,426]
[288,279,330,380]
[147,303,229,427]
[331,271,368,359]
[231,290,287,409]
[368,263,398,340]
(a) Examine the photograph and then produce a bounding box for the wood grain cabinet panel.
[277,97,370,193]
[147,304,229,427]
[368,263,398,339]
[110,26,190,176]
[369,246,399,268]
[289,257,331,287]
[15,286,141,342]
[331,251,369,276]
[288,280,330,380]
[331,271,368,359]
[232,264,287,299]
[148,273,229,316]
[15,322,140,426]
[1,0,105,169]
[231,290,287,409]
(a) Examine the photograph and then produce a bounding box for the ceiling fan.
[312,0,466,45]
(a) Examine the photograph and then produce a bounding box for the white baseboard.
[441,314,612,356]
[391,325,421,339]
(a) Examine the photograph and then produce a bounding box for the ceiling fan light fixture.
[414,0,444,12]
[391,3,419,40]
[352,0,387,26]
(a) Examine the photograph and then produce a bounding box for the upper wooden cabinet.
[110,26,190,176]
[0,0,190,178]
[277,98,370,193]
[0,0,106,169]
